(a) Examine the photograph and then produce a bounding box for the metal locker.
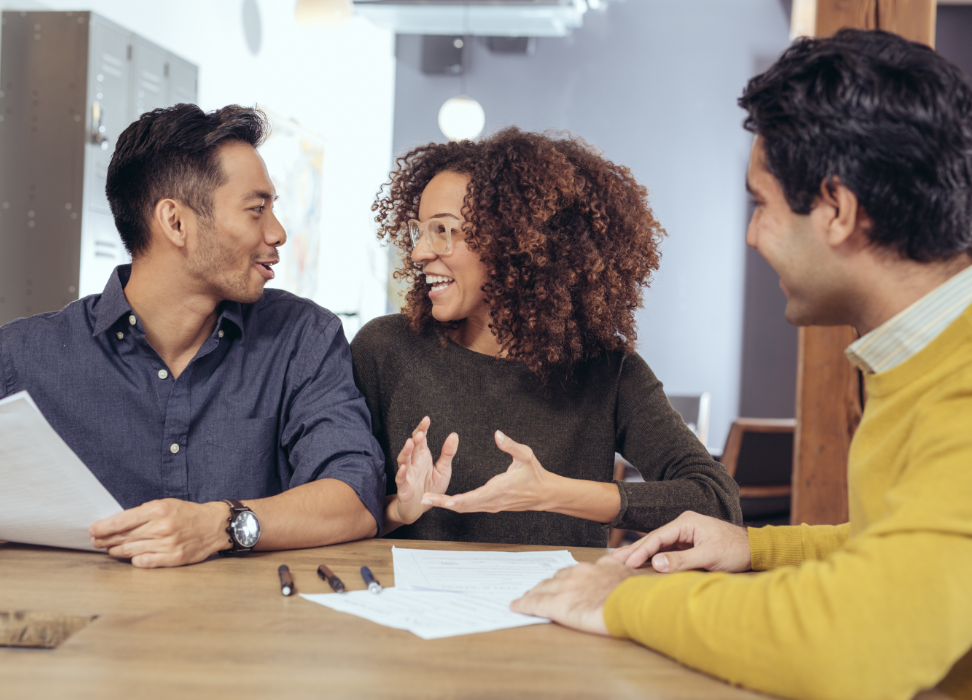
[79,15,132,297]
[167,53,197,107]
[0,10,198,325]
[131,37,167,117]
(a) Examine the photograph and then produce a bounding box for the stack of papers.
[0,391,122,551]
[301,547,578,639]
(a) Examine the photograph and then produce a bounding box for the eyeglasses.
[408,218,463,255]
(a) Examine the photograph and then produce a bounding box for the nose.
[410,232,437,265]
[745,211,758,250]
[265,209,287,248]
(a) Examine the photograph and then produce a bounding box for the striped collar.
[846,263,972,374]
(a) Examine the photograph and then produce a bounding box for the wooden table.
[0,539,770,699]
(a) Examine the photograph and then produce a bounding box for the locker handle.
[90,100,109,146]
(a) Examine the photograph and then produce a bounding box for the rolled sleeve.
[283,317,386,533]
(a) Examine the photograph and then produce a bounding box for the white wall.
[1,0,396,337]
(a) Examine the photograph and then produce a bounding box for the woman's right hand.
[390,416,459,527]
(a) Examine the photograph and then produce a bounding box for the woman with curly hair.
[352,127,741,547]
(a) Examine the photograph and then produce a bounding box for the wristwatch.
[217,499,261,557]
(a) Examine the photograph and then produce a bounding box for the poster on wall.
[259,108,324,299]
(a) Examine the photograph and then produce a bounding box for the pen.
[317,564,345,593]
[278,564,294,596]
[360,566,382,594]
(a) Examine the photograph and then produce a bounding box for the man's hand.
[89,499,228,568]
[511,556,635,635]
[391,416,458,525]
[612,511,753,573]
[421,430,553,513]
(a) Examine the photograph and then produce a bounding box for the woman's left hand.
[421,430,557,513]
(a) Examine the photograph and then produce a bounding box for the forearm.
[604,531,972,700]
[244,478,378,551]
[544,475,621,524]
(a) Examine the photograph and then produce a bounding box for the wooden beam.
[787,0,934,526]
[877,0,936,45]
[792,327,861,524]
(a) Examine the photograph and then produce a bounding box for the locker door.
[131,38,167,116]
[167,53,198,106]
[78,17,130,297]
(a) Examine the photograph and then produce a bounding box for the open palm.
[395,416,459,525]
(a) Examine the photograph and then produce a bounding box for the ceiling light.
[295,0,353,27]
[438,96,485,142]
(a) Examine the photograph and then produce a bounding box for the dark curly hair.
[372,127,665,379]
[739,29,972,262]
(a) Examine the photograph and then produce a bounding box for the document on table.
[392,547,579,596]
[301,547,580,639]
[301,589,550,640]
[0,391,122,551]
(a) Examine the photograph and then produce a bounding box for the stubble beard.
[188,220,265,304]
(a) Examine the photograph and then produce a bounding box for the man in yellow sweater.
[512,29,972,700]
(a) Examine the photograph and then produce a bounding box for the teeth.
[425,275,454,285]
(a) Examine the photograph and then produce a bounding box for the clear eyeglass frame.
[408,218,463,255]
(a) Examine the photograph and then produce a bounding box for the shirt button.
[170,443,180,454]
[218,330,224,338]
[158,369,168,380]
[116,332,124,340]
[128,315,136,326]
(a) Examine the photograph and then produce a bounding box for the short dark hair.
[739,29,972,262]
[106,104,270,256]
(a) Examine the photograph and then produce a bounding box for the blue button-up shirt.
[0,265,385,529]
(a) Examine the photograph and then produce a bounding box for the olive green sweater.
[351,314,742,547]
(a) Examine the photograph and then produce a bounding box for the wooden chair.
[719,418,796,501]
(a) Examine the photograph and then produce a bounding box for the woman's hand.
[421,430,553,514]
[388,417,459,528]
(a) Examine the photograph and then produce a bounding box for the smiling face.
[746,136,847,326]
[411,170,490,325]
[186,141,286,304]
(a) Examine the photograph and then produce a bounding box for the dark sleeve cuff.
[608,480,629,529]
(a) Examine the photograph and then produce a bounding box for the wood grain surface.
[0,539,773,700]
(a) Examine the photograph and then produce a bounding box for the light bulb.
[295,0,353,27]
[438,96,486,142]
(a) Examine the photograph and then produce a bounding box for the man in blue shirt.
[0,104,386,567]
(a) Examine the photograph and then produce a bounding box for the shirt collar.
[91,264,246,340]
[846,263,972,374]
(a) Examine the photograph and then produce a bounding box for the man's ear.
[816,176,870,249]
[151,198,192,250]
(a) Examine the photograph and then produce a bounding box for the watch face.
[231,510,261,548]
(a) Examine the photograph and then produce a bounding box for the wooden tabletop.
[0,538,771,700]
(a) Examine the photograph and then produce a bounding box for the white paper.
[0,391,123,551]
[301,588,549,640]
[392,547,578,596]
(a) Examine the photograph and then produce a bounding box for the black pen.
[360,566,382,594]
[278,564,294,596]
[317,564,345,593]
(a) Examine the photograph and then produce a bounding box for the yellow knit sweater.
[604,303,972,700]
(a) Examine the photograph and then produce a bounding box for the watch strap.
[218,499,255,557]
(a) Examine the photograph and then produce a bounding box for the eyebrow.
[242,189,279,202]
[424,213,460,220]
[745,178,757,197]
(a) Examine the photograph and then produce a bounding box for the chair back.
[720,418,795,489]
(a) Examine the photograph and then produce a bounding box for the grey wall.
[392,0,793,451]
[937,6,972,79]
